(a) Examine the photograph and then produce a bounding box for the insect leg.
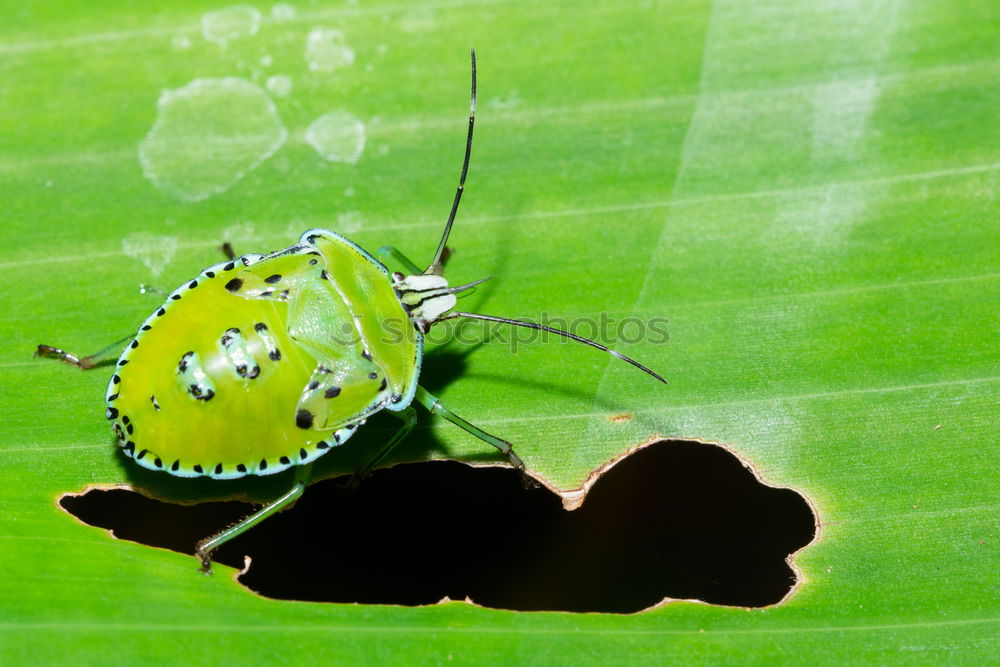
[350,407,417,488]
[376,245,422,275]
[195,463,313,574]
[413,386,529,475]
[34,336,132,370]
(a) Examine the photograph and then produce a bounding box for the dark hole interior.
[60,440,816,613]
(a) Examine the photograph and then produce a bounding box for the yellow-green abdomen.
[107,258,357,479]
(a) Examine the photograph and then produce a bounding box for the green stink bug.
[37,52,666,573]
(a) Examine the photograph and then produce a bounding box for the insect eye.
[392,272,405,282]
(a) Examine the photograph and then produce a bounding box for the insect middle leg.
[35,336,132,370]
[413,386,528,474]
[351,407,418,485]
[195,463,314,574]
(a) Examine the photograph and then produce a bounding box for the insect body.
[106,230,428,479]
[38,52,666,572]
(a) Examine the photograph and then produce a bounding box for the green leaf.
[2,0,997,663]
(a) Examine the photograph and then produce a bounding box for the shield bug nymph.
[37,51,666,573]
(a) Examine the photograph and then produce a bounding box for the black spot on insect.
[205,271,216,278]
[136,449,148,460]
[106,407,118,420]
[141,324,152,331]
[236,364,247,376]
[368,372,378,380]
[170,293,181,301]
[188,280,198,289]
[280,289,290,300]
[156,307,166,317]
[265,274,282,284]
[317,365,332,374]
[307,380,320,391]
[123,441,135,455]
[150,395,161,411]
[126,422,134,435]
[361,350,372,361]
[295,409,314,429]
[154,457,163,468]
[225,278,243,293]
[107,392,119,401]
[260,290,273,297]
[259,459,267,471]
[215,463,223,475]
[122,415,130,425]
[193,464,203,474]
[324,386,341,399]
[117,358,128,367]
[269,348,281,361]
[307,234,319,244]
[309,258,318,265]
[254,322,268,332]
[316,441,329,450]
[279,456,291,465]
[333,432,341,443]
[114,424,125,441]
[391,394,403,403]
[224,262,235,271]
[171,460,180,472]
[378,378,388,392]
[130,339,138,349]
[320,270,329,280]
[247,365,260,379]
[299,448,308,460]
[112,374,121,384]
[236,463,247,473]
[189,385,215,401]
[227,327,240,334]
[178,352,193,373]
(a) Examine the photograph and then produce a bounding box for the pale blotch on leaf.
[171,33,192,51]
[266,74,293,98]
[122,233,180,278]
[336,210,364,234]
[202,5,262,46]
[305,111,366,164]
[305,28,355,72]
[138,78,287,202]
[271,3,296,21]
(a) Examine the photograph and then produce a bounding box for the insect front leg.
[195,463,314,574]
[376,245,422,275]
[413,386,536,487]
[35,336,132,370]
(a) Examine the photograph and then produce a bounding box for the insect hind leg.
[35,335,132,370]
[195,463,313,574]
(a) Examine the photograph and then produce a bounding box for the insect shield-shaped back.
[224,230,423,434]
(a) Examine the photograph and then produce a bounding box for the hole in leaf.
[60,440,816,612]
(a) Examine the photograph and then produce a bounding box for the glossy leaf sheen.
[1,0,997,663]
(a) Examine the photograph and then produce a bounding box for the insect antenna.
[426,49,477,277]
[443,311,668,384]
